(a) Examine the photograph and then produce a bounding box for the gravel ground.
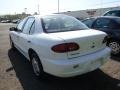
[0,23,120,90]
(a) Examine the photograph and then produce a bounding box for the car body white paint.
[9,14,111,77]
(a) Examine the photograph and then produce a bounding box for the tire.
[10,37,16,50]
[108,40,120,55]
[30,53,44,78]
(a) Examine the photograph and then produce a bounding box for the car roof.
[32,14,72,19]
[106,10,120,12]
[83,16,120,22]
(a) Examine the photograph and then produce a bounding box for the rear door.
[92,18,112,33]
[18,17,35,57]
[92,18,120,37]
[11,18,27,48]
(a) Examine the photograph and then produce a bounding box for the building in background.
[60,6,120,20]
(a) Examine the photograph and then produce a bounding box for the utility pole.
[24,8,27,14]
[38,4,40,15]
[58,0,59,13]
[100,0,103,15]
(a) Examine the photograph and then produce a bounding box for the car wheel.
[10,37,16,50]
[108,40,120,55]
[31,53,44,77]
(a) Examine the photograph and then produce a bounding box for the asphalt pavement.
[0,23,120,90]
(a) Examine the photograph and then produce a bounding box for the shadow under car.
[8,49,120,90]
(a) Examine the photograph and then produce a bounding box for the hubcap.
[109,42,120,54]
[32,58,40,76]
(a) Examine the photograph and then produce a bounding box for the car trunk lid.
[49,29,107,59]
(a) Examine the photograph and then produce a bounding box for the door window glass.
[104,11,120,17]
[17,18,27,31]
[93,18,111,29]
[82,18,95,27]
[22,18,35,34]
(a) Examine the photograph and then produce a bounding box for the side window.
[104,11,114,16]
[82,19,94,28]
[22,18,35,34]
[93,18,110,29]
[29,22,35,34]
[17,18,27,31]
[104,11,120,17]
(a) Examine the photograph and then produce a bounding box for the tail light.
[52,43,79,53]
[103,36,108,43]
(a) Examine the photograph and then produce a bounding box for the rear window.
[82,18,95,27]
[41,15,88,33]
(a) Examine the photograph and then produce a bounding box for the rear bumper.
[42,47,111,77]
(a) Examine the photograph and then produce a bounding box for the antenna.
[58,0,59,13]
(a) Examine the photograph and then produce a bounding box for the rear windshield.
[41,15,88,33]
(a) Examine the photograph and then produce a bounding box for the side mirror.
[9,27,18,31]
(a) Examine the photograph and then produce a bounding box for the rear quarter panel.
[29,33,68,62]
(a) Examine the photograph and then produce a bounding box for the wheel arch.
[28,48,44,67]
[28,48,45,77]
[28,48,39,61]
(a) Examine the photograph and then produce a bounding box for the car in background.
[12,19,21,24]
[82,16,120,55]
[1,20,11,23]
[1,20,6,23]
[82,17,96,28]
[9,14,110,78]
[103,10,120,17]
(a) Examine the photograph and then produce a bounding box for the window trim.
[41,18,47,33]
[29,21,35,35]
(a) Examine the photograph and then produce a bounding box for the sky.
[0,0,120,15]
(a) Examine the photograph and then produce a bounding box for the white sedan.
[9,14,111,78]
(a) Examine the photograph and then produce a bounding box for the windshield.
[41,15,88,33]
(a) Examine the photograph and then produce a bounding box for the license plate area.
[89,58,103,70]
